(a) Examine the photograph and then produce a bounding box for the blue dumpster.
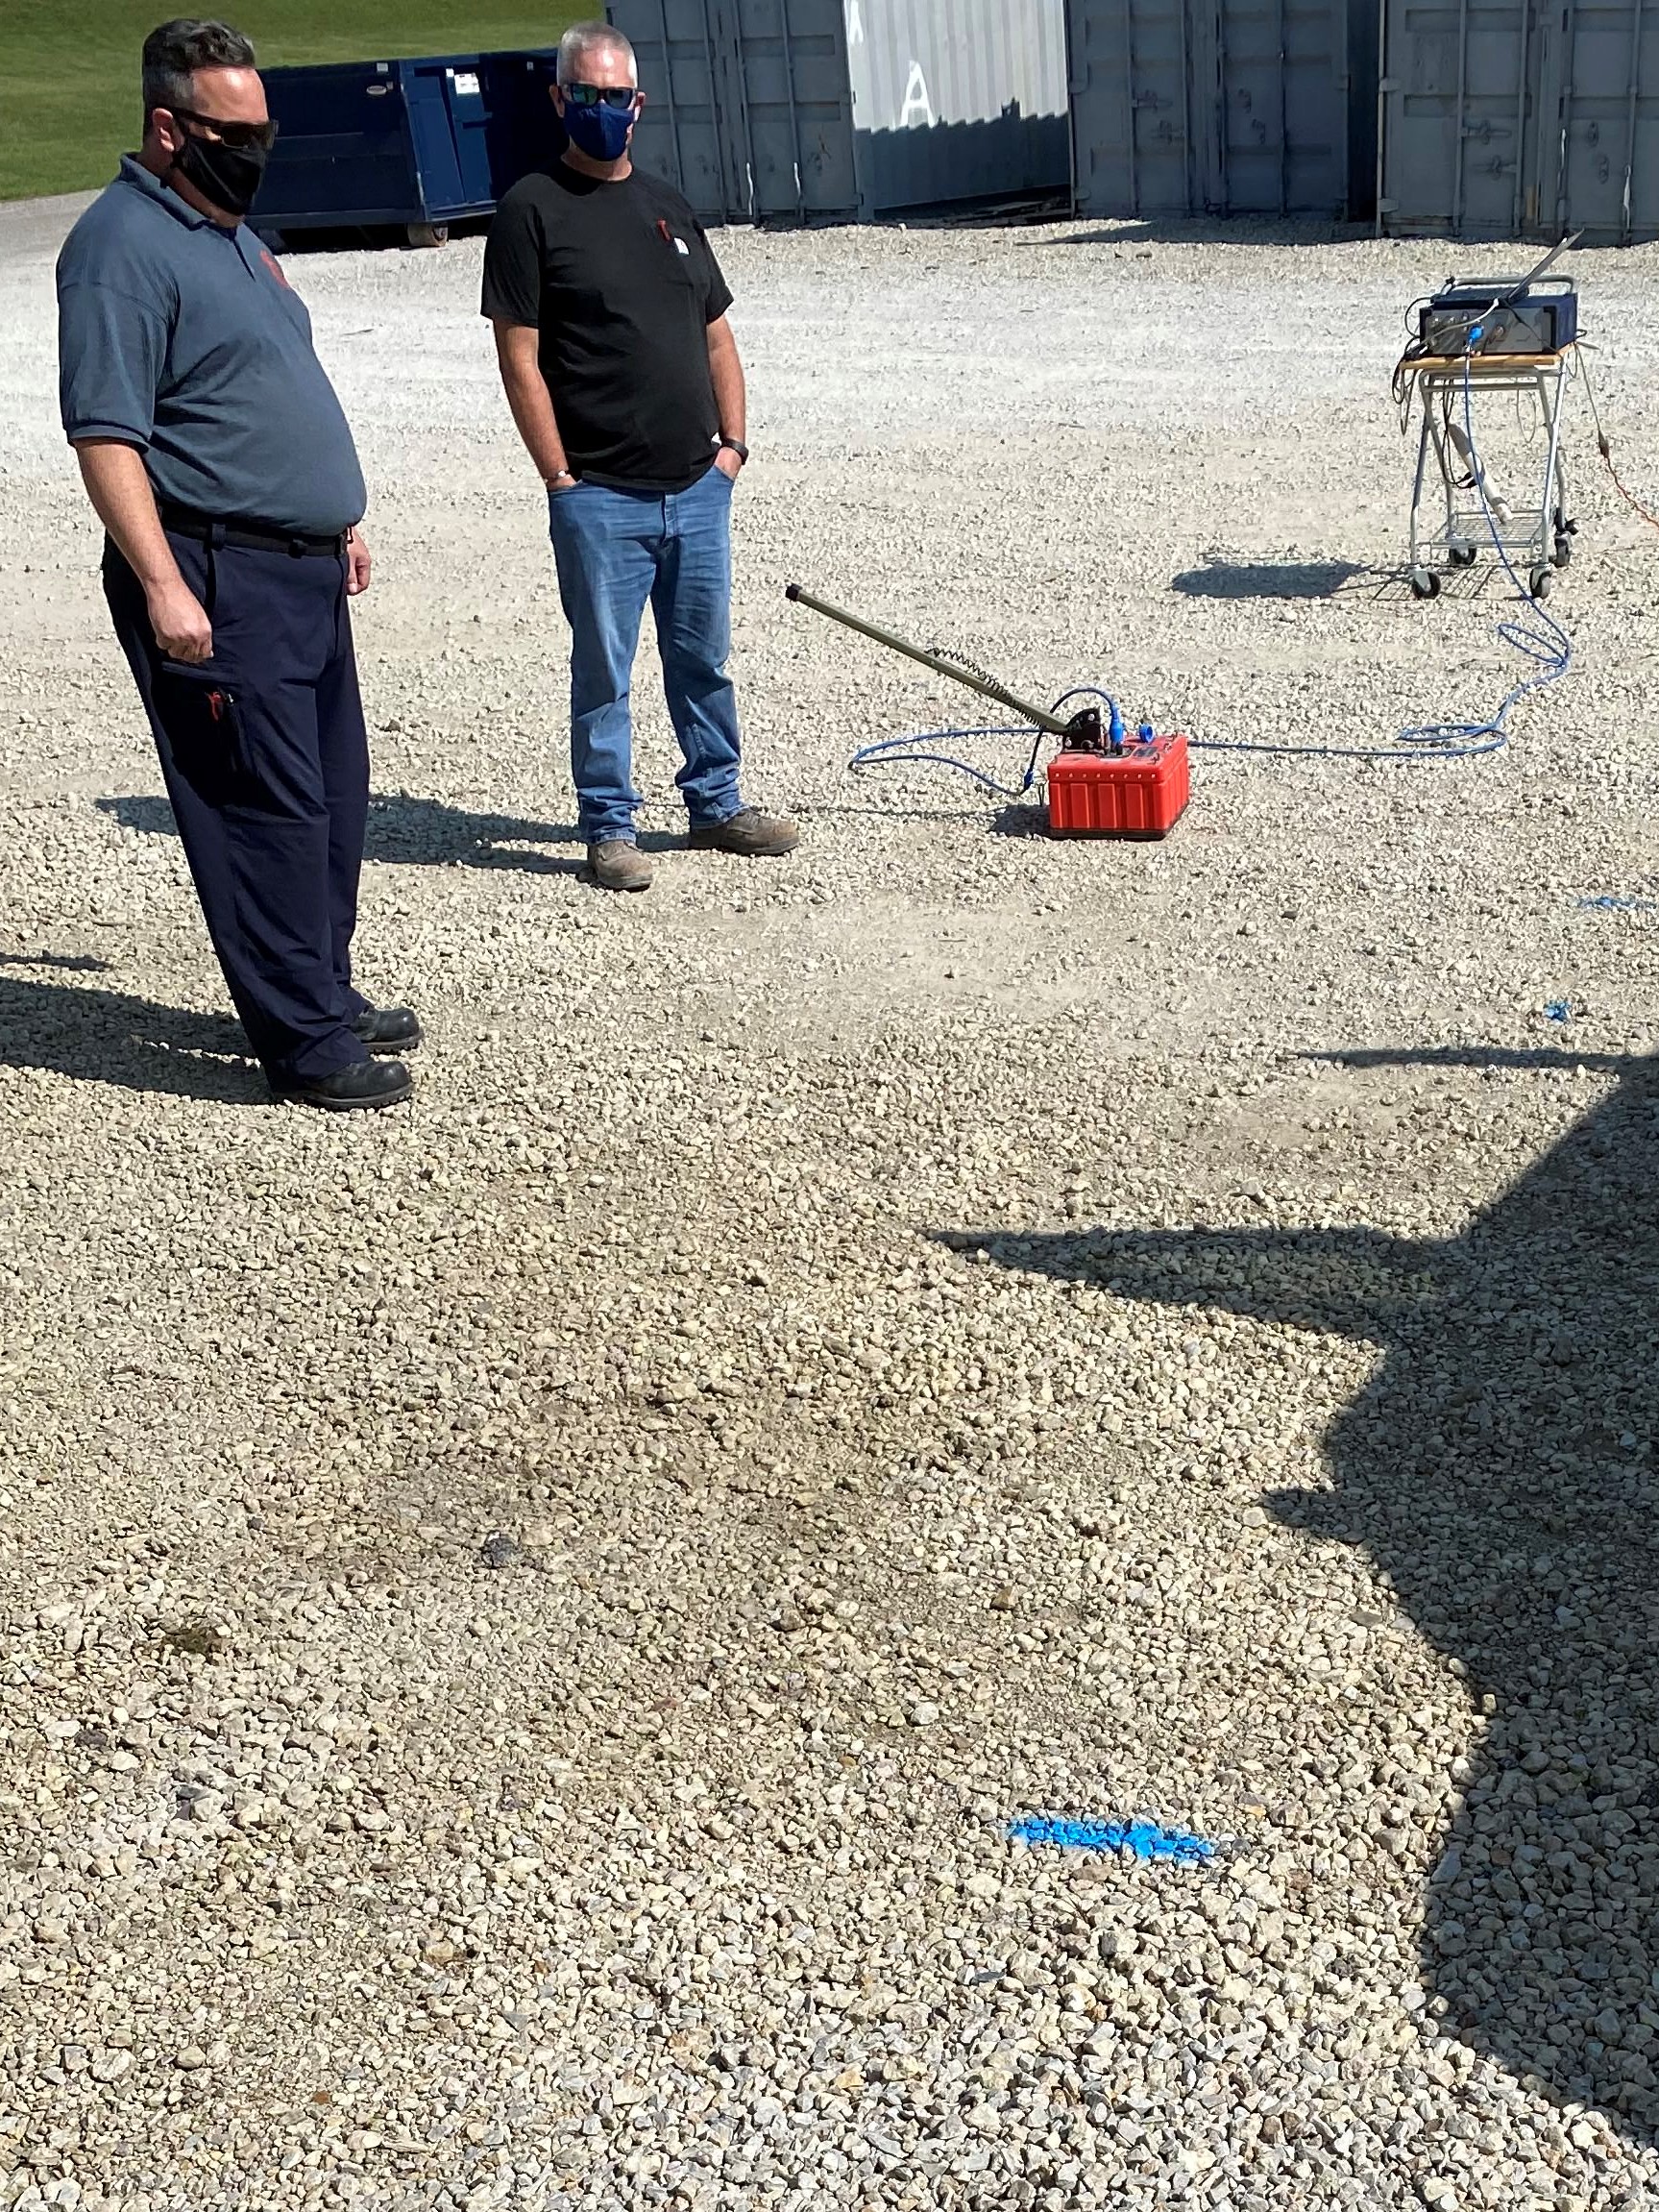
[256,50,562,244]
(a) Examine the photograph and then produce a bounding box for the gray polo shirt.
[57,157,366,537]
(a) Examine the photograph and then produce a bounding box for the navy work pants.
[104,530,372,1085]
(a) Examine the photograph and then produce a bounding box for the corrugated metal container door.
[1208,0,1352,210]
[731,0,861,218]
[1068,0,1355,216]
[1533,0,1659,240]
[1067,0,1198,214]
[611,0,858,220]
[847,0,1070,210]
[616,0,745,218]
[611,0,1067,221]
[1376,0,1535,236]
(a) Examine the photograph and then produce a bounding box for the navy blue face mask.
[561,87,638,163]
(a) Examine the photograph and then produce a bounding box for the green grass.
[0,1,579,200]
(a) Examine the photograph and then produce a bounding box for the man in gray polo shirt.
[57,17,416,1110]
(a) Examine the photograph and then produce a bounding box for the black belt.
[159,502,346,558]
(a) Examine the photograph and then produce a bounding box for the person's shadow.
[945,1044,1659,2139]
[0,967,267,1102]
[97,793,682,873]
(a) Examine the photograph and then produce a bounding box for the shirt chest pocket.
[652,235,698,284]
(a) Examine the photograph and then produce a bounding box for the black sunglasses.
[561,82,638,111]
[169,107,280,152]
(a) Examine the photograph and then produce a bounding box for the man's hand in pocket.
[146,576,212,662]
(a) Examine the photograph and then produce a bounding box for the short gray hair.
[557,21,636,83]
[141,18,256,132]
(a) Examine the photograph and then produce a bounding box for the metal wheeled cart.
[1402,350,1576,602]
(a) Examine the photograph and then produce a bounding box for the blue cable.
[847,686,1124,800]
[847,345,1573,788]
[1391,338,1574,753]
[1193,342,1573,762]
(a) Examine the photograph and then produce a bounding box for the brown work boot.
[687,807,799,857]
[588,839,653,892]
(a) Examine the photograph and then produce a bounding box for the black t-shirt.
[481,163,734,492]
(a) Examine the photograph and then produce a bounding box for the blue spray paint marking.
[1578,895,1657,913]
[1009,1814,1215,1864]
[1544,999,1572,1022]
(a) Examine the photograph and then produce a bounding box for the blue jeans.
[548,464,744,846]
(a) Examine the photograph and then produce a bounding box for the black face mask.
[169,128,270,218]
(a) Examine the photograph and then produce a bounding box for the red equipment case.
[1045,731,1190,838]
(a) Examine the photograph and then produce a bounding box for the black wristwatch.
[720,438,748,463]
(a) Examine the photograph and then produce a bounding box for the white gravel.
[1,192,1657,2211]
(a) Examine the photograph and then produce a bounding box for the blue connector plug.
[1108,701,1126,753]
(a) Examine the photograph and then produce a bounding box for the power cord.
[846,687,1125,800]
[1579,352,1659,533]
[1188,345,1572,763]
[846,341,1576,793]
[1387,345,1573,754]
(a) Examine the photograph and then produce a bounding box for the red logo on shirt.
[259,248,293,290]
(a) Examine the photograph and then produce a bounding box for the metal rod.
[1179,0,1195,210]
[1276,0,1287,217]
[776,0,805,223]
[1452,0,1471,235]
[698,3,727,215]
[1555,0,1578,236]
[1621,0,1645,242]
[1511,0,1529,234]
[1214,0,1230,217]
[1375,0,1387,236]
[783,585,1076,736]
[655,0,688,205]
[1124,0,1141,215]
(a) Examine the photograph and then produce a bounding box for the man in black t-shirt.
[482,19,797,893]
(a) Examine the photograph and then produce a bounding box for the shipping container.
[1378,0,1659,241]
[607,0,1070,224]
[1067,0,1364,218]
[256,50,559,243]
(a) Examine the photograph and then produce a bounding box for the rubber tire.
[1449,545,1477,569]
[1530,568,1553,601]
[1553,535,1574,569]
[1410,571,1442,601]
[406,222,450,249]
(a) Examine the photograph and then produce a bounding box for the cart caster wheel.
[1449,544,1477,568]
[1552,533,1574,568]
[1529,567,1553,601]
[405,222,450,249]
[1410,570,1442,601]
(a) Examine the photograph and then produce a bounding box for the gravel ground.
[1,193,1657,2212]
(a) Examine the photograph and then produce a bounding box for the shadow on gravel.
[1171,557,1378,601]
[0,976,263,1102]
[801,799,1049,835]
[98,794,683,874]
[1047,218,1367,249]
[0,951,114,973]
[943,1043,1659,2143]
